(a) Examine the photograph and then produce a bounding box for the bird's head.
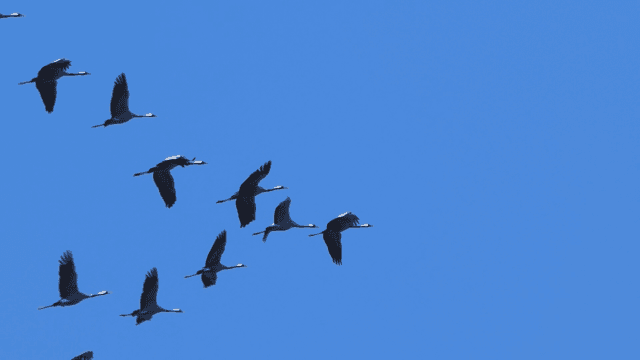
[236,263,247,268]
[191,157,207,165]
[362,224,373,227]
[12,13,24,17]
[98,290,111,295]
[173,308,184,313]
[274,186,287,190]
[146,113,157,117]
[309,224,319,228]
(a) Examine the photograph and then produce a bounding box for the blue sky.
[1,1,639,359]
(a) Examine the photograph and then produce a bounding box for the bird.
[120,268,183,325]
[71,351,93,360]
[0,12,24,18]
[309,212,373,265]
[185,230,247,288]
[19,58,90,113]
[217,160,287,227]
[38,251,110,310]
[253,197,318,241]
[134,155,207,208]
[92,73,157,128]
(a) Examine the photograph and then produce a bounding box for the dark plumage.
[134,155,207,208]
[92,73,157,128]
[309,212,373,265]
[120,268,183,325]
[19,59,90,113]
[38,251,110,310]
[253,197,318,241]
[185,230,247,288]
[217,161,287,227]
[71,351,93,360]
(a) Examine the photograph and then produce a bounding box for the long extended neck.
[257,186,286,195]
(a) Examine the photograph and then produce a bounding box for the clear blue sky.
[1,1,639,359]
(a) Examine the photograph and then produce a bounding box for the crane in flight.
[185,230,247,288]
[217,160,287,227]
[134,155,206,208]
[92,73,157,128]
[309,212,373,265]
[253,197,318,241]
[19,58,90,113]
[120,268,183,325]
[38,251,110,310]
[0,12,24,19]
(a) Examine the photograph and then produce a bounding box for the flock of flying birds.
[6,12,373,360]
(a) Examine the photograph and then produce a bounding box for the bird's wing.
[323,230,343,265]
[110,73,130,118]
[35,79,57,113]
[38,59,71,79]
[240,160,272,191]
[201,272,218,288]
[71,351,94,360]
[236,195,257,228]
[274,197,291,224]
[140,267,159,309]
[205,230,227,267]
[327,212,360,232]
[153,169,177,208]
[58,250,79,299]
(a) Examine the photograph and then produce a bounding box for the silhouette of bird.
[71,351,93,360]
[309,212,373,265]
[19,58,90,113]
[134,155,206,208]
[120,268,183,325]
[92,73,157,128]
[185,230,247,288]
[217,160,287,227]
[0,12,24,18]
[253,197,318,241]
[38,251,110,310]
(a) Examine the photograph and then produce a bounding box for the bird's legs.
[216,193,238,204]
[37,303,57,310]
[133,168,154,177]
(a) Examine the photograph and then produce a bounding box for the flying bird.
[120,268,183,325]
[0,12,24,18]
[92,73,157,128]
[185,230,247,288]
[38,251,110,310]
[71,351,93,360]
[309,212,373,265]
[217,160,287,227]
[253,197,318,241]
[19,58,90,113]
[134,155,206,208]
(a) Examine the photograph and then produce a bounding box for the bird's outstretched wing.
[240,160,272,192]
[327,212,360,232]
[59,250,79,299]
[274,197,292,224]
[205,230,227,268]
[35,80,57,113]
[71,351,94,360]
[140,267,159,309]
[236,195,257,227]
[323,230,343,265]
[110,73,130,118]
[38,59,71,78]
[201,272,218,288]
[153,169,177,208]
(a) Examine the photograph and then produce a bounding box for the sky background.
[1,1,639,359]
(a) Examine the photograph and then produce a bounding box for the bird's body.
[0,12,24,18]
[185,230,246,288]
[253,197,318,241]
[217,160,287,227]
[134,155,206,208]
[120,268,183,325]
[71,351,93,360]
[38,251,110,310]
[19,59,90,113]
[309,212,373,265]
[92,73,156,128]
